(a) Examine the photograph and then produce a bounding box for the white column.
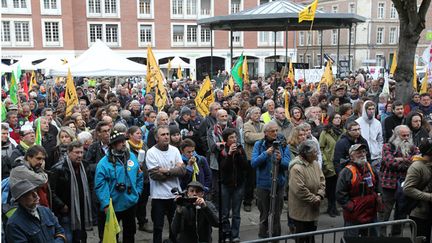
[258,57,266,77]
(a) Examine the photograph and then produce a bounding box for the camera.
[115,183,132,194]
[272,140,280,149]
[171,187,198,206]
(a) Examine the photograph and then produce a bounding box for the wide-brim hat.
[11,179,38,201]
[109,130,126,146]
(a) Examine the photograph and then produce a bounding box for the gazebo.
[197,0,366,77]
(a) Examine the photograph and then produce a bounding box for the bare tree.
[393,0,431,104]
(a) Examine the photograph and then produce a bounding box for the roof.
[197,0,366,31]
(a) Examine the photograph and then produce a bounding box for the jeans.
[256,186,284,238]
[151,198,176,243]
[136,183,150,226]
[221,183,245,239]
[378,188,404,236]
[343,218,378,238]
[243,161,255,206]
[59,215,87,243]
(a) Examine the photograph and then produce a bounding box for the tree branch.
[392,0,407,19]
[403,0,420,31]
[418,0,431,21]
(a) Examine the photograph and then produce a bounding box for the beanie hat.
[109,130,126,146]
[180,107,192,117]
[169,125,180,135]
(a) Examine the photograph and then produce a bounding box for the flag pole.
[302,19,315,87]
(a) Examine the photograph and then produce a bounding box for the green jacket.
[319,129,343,178]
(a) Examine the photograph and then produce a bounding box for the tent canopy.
[197,0,365,31]
[49,40,147,77]
[34,56,69,70]
[160,56,192,69]
[11,56,37,71]
[0,63,13,73]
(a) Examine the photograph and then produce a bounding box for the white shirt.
[146,144,182,199]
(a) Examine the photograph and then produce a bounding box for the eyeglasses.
[350,128,361,132]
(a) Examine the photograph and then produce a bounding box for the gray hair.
[389,125,412,143]
[298,122,311,131]
[77,131,93,144]
[155,111,168,127]
[120,109,131,119]
[298,140,317,157]
[113,123,128,133]
[263,99,275,110]
[263,120,278,132]
[246,106,261,120]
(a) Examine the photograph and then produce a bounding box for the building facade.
[295,0,432,75]
[1,0,302,79]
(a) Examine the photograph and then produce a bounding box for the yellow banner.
[65,68,78,117]
[299,0,318,23]
[195,76,215,116]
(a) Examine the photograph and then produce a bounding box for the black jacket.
[383,113,404,142]
[197,115,217,155]
[333,133,371,174]
[10,144,26,168]
[43,128,59,170]
[83,141,107,187]
[219,146,248,188]
[171,201,219,243]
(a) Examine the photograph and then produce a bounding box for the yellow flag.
[420,71,428,94]
[65,68,78,117]
[195,76,215,116]
[103,199,121,243]
[298,0,318,23]
[413,62,418,91]
[167,59,172,72]
[29,70,37,90]
[288,60,295,86]
[242,56,249,84]
[146,45,164,95]
[390,51,397,75]
[177,64,183,80]
[284,90,290,120]
[155,75,167,110]
[322,61,334,87]
[224,77,235,97]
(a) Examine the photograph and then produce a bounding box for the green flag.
[9,71,18,105]
[14,64,22,83]
[1,102,7,122]
[231,54,244,90]
[35,118,42,145]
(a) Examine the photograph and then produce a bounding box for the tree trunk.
[392,0,431,104]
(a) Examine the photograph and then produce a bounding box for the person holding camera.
[94,130,144,243]
[219,128,249,242]
[251,121,291,238]
[171,181,219,243]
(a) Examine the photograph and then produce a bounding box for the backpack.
[1,178,17,231]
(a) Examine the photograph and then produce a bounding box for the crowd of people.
[2,69,432,243]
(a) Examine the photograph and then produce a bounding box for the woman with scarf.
[48,126,76,170]
[126,125,152,233]
[319,113,344,217]
[290,106,305,127]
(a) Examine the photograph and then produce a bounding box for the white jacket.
[355,100,383,160]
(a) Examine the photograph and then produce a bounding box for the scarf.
[128,139,143,152]
[182,154,200,181]
[65,156,93,231]
[19,140,31,151]
[331,125,343,137]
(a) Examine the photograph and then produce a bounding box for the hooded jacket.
[333,133,371,174]
[355,101,383,161]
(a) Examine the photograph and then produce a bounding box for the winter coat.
[243,120,264,160]
[355,101,383,161]
[383,113,404,142]
[219,146,248,188]
[319,129,342,178]
[273,118,293,142]
[288,156,325,222]
[403,156,432,220]
[333,133,371,174]
[83,141,108,187]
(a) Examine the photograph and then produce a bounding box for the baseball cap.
[349,144,367,154]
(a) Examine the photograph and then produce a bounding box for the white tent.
[34,56,68,70]
[49,40,147,76]
[160,56,192,69]
[0,63,13,73]
[11,56,37,71]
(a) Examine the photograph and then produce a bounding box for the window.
[389,27,397,44]
[13,0,26,8]
[186,0,197,16]
[172,0,183,15]
[88,23,120,47]
[1,21,11,43]
[317,31,321,45]
[200,0,211,15]
[138,24,153,46]
[332,5,338,13]
[138,0,153,17]
[306,55,312,67]
[42,20,62,47]
[232,31,242,47]
[200,26,210,43]
[376,27,384,44]
[1,19,33,47]
[40,0,61,15]
[2,0,7,8]
[87,0,119,17]
[316,54,322,66]
[349,3,355,13]
[186,25,197,43]
[377,2,385,19]
[172,24,211,46]
[299,31,304,46]
[257,31,282,46]
[331,30,337,45]
[376,54,384,66]
[259,0,269,4]
[2,0,30,13]
[390,3,397,19]
[299,55,304,63]
[306,32,312,46]
[231,0,241,14]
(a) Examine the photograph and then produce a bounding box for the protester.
[2,123,16,179]
[383,101,404,142]
[9,123,35,165]
[404,111,430,147]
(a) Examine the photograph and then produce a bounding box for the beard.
[353,156,368,165]
[391,136,414,157]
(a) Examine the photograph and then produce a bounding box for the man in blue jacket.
[251,120,290,238]
[95,130,143,243]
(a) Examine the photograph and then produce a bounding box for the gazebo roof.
[197,0,366,31]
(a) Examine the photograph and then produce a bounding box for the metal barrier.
[242,219,418,243]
